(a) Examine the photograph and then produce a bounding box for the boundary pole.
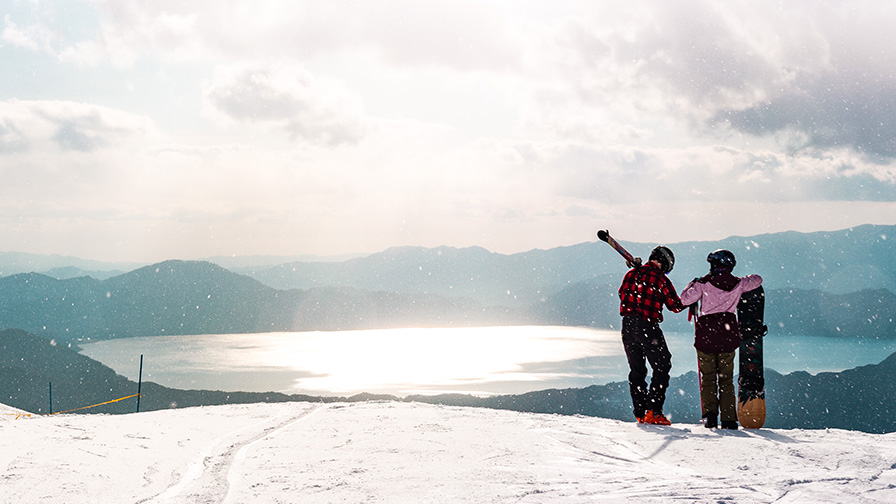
[136,354,143,413]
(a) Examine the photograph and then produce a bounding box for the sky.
[2,0,896,262]
[3,400,896,503]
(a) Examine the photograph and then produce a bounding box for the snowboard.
[736,286,768,429]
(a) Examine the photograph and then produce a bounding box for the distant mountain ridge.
[0,260,522,342]
[0,251,141,278]
[0,225,894,342]
[5,225,895,298]
[246,225,896,305]
[0,259,894,344]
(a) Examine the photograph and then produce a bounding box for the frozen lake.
[79,326,896,397]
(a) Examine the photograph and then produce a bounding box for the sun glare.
[218,326,618,395]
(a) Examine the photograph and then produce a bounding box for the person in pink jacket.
[680,249,762,429]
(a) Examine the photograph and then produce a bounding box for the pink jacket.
[680,274,763,316]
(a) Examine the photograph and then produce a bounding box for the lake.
[79,326,896,397]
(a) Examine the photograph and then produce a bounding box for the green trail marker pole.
[136,354,144,413]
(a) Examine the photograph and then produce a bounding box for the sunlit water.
[79,326,896,397]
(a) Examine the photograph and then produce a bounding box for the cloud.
[0,100,155,153]
[534,0,896,165]
[472,134,896,208]
[203,64,366,146]
[0,101,165,244]
[355,0,520,70]
[2,14,57,53]
[0,118,27,153]
[714,70,896,160]
[24,0,519,73]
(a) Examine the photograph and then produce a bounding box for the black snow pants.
[622,314,672,419]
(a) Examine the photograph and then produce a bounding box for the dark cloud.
[53,121,105,152]
[714,78,896,159]
[566,1,896,163]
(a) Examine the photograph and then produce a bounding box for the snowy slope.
[1,401,895,503]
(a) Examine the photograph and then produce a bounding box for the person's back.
[683,270,762,318]
[618,260,682,323]
[616,246,684,426]
[681,249,762,429]
[681,252,762,354]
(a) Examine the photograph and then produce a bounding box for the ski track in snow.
[139,403,325,504]
[1,400,896,503]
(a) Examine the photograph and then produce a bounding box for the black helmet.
[649,246,675,273]
[707,249,736,271]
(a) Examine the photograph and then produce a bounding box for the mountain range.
[0,260,894,342]
[243,224,896,302]
[0,261,522,342]
[11,224,896,298]
[0,225,895,343]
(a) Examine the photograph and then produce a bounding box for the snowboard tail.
[737,286,767,429]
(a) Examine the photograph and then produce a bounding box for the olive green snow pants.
[697,349,737,422]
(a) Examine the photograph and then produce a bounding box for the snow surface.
[1,400,895,503]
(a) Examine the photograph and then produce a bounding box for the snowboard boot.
[703,415,718,429]
[721,420,739,430]
[643,411,672,425]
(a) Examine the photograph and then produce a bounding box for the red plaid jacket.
[618,262,684,323]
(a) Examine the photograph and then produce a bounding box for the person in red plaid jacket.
[617,245,684,425]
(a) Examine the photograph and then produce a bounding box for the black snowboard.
[737,286,767,428]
